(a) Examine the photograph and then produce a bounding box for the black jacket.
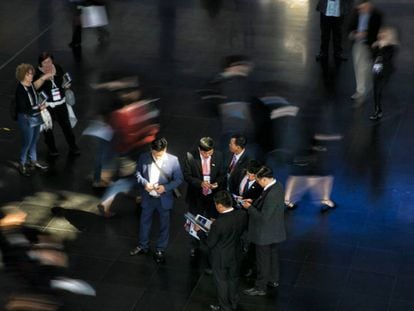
[226,151,251,194]
[183,150,225,213]
[316,0,353,16]
[247,181,286,245]
[204,210,247,269]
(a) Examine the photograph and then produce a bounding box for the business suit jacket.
[205,210,248,269]
[348,7,383,46]
[247,181,286,246]
[183,150,226,214]
[226,151,251,194]
[316,0,352,16]
[241,181,263,201]
[136,152,183,210]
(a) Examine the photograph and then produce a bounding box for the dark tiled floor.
[1,0,414,310]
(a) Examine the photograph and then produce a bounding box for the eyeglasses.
[26,72,34,76]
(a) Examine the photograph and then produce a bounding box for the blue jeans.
[17,113,40,165]
[93,138,114,182]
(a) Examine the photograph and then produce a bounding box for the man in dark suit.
[233,160,263,205]
[348,0,383,102]
[183,137,226,256]
[316,0,353,62]
[130,138,183,263]
[226,134,251,194]
[195,191,247,311]
[242,166,286,296]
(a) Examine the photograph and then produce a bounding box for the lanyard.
[21,83,38,107]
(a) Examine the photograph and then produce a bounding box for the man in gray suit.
[242,166,286,296]
[316,0,353,62]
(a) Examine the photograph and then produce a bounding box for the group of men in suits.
[128,135,286,310]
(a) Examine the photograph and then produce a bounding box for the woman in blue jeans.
[15,63,50,176]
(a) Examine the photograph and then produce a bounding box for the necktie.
[242,180,250,195]
[202,158,210,196]
[229,155,237,172]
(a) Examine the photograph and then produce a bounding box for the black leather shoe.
[369,112,383,120]
[267,281,279,288]
[285,202,298,210]
[320,201,336,213]
[154,250,165,263]
[129,246,148,256]
[18,164,31,177]
[210,305,221,311]
[243,287,266,296]
[28,161,48,170]
[315,53,328,62]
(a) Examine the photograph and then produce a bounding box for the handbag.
[27,113,43,128]
[151,158,182,198]
[40,109,53,130]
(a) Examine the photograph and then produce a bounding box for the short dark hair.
[256,166,273,179]
[246,160,261,175]
[213,190,233,208]
[151,137,168,151]
[231,134,247,149]
[199,137,214,151]
[38,52,54,66]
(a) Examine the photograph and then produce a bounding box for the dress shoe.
[243,287,266,296]
[97,204,115,218]
[320,200,336,213]
[129,246,148,256]
[267,281,279,288]
[369,111,383,120]
[285,202,298,210]
[210,305,221,311]
[350,92,363,100]
[18,164,31,177]
[153,250,165,263]
[315,53,328,62]
[334,54,348,61]
[27,161,48,170]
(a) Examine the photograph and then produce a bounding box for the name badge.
[51,87,62,101]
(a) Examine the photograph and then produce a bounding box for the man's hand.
[145,183,155,192]
[155,185,165,194]
[201,181,211,189]
[241,199,253,209]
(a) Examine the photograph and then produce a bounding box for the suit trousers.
[138,196,171,251]
[320,14,344,55]
[255,243,279,290]
[352,42,373,97]
[44,104,77,152]
[213,265,240,311]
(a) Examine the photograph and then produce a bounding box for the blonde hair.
[15,63,34,82]
[378,26,400,46]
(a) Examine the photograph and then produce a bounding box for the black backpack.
[10,98,17,121]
